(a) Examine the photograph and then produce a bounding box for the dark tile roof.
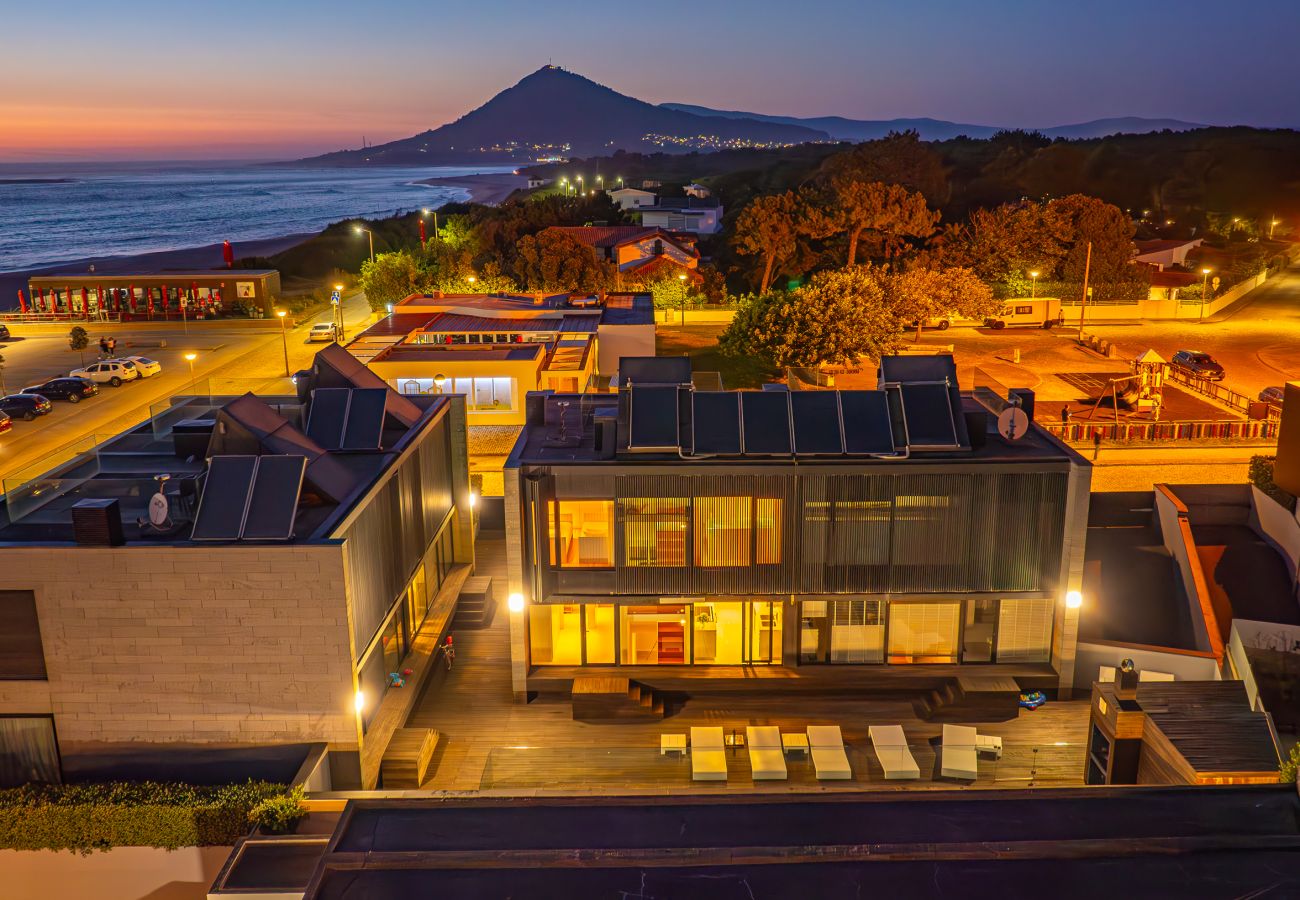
[1137,681,1280,773]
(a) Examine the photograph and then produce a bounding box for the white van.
[984,297,1062,329]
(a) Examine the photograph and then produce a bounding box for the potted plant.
[247,785,308,835]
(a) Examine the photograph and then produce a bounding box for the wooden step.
[380,727,441,789]
[572,676,665,721]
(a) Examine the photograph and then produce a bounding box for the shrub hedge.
[0,780,286,854]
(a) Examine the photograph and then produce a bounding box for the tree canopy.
[359,250,421,312]
[514,230,616,293]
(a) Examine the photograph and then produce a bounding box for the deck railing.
[1042,419,1279,444]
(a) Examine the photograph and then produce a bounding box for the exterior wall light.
[507,593,525,613]
[1066,590,1083,609]
[354,690,365,713]
[469,491,478,509]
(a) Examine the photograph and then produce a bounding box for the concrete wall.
[1,845,232,900]
[1073,641,1221,691]
[597,324,656,378]
[0,544,358,751]
[1153,485,1220,657]
[1229,618,1300,710]
[1250,485,1300,581]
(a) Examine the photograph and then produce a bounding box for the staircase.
[453,576,497,630]
[571,676,665,721]
[914,675,1022,723]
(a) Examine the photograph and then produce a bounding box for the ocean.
[0,162,514,273]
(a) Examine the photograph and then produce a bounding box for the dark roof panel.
[191,455,257,541]
[691,392,742,455]
[306,388,350,450]
[840,391,896,455]
[628,385,681,450]
[741,391,792,455]
[341,389,388,451]
[791,391,844,455]
[242,455,306,541]
[621,356,692,386]
[900,383,959,448]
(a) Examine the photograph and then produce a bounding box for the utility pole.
[1075,241,1092,342]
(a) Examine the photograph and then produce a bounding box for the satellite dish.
[997,406,1029,441]
[149,474,172,528]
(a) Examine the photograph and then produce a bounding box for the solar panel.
[628,384,681,449]
[840,391,896,454]
[692,392,742,455]
[741,391,792,455]
[900,383,959,447]
[241,455,307,540]
[790,391,844,455]
[341,388,388,450]
[191,455,258,541]
[306,388,350,449]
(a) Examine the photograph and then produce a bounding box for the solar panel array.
[627,384,682,450]
[306,388,388,451]
[680,390,900,458]
[191,454,307,542]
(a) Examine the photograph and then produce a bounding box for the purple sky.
[3,0,1298,161]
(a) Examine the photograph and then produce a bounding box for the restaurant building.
[346,291,656,427]
[25,269,280,319]
[501,355,1092,698]
[0,345,473,790]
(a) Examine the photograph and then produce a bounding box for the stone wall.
[0,544,358,750]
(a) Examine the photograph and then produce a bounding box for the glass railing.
[478,740,1087,792]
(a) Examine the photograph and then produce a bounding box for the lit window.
[621,498,688,566]
[694,497,751,567]
[756,498,782,564]
[549,500,614,567]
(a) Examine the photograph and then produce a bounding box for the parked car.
[23,377,98,403]
[307,322,339,342]
[0,393,52,421]
[1170,350,1225,381]
[69,360,140,387]
[118,355,162,378]
[0,412,11,436]
[0,324,12,340]
[1260,386,1286,406]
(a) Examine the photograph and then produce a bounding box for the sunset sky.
[3,0,1298,162]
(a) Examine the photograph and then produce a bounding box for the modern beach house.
[0,345,473,790]
[500,355,1092,700]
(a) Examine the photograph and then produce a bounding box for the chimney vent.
[72,498,125,546]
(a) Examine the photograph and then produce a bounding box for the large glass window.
[0,590,46,679]
[584,604,615,664]
[692,602,744,664]
[622,497,688,567]
[996,599,1055,662]
[529,604,583,665]
[398,376,515,411]
[748,601,783,664]
[963,598,999,663]
[0,717,60,787]
[756,498,783,564]
[830,599,885,663]
[549,500,614,567]
[620,605,690,664]
[694,497,751,567]
[887,602,960,664]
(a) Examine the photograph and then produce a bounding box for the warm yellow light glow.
[183,352,197,362]
[354,690,365,713]
[507,593,525,613]
[333,283,344,291]
[466,275,477,284]
[276,309,287,318]
[469,491,478,509]
[434,374,446,388]
[678,274,686,281]
[1201,267,1212,275]
[353,226,363,234]
[1029,270,1039,278]
[1066,590,1082,609]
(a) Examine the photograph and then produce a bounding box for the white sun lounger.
[869,724,920,780]
[806,725,852,780]
[746,726,788,780]
[941,724,979,781]
[690,726,728,781]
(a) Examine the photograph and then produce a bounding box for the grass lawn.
[656,324,777,390]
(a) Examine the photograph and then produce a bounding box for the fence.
[1166,367,1277,419]
[1043,419,1279,443]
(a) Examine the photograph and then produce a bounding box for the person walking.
[1092,430,1103,461]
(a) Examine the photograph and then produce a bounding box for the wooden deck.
[403,536,1092,796]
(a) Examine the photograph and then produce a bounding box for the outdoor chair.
[805,725,852,780]
[869,724,920,780]
[745,726,787,780]
[690,726,728,781]
[941,723,979,780]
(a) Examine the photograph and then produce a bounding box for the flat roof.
[374,345,544,364]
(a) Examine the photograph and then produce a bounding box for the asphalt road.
[0,292,374,486]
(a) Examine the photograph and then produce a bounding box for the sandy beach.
[417,172,528,206]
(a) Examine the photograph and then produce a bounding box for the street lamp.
[678,273,688,325]
[1271,219,1281,239]
[1199,267,1212,322]
[331,283,346,342]
[183,352,197,393]
[420,208,438,247]
[1029,270,1040,299]
[354,225,374,264]
[433,374,446,394]
[276,309,290,376]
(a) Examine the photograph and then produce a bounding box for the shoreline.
[415,172,528,206]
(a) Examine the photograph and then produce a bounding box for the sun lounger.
[746,726,787,780]
[869,724,920,780]
[690,726,728,781]
[806,725,852,780]
[941,723,979,780]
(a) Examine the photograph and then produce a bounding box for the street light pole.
[184,352,197,393]
[1200,267,1212,322]
[354,226,374,264]
[1075,242,1092,342]
[1029,270,1039,299]
[276,310,290,377]
[678,273,688,326]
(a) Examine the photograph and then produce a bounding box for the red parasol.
[127,284,136,314]
[64,286,71,314]
[16,290,27,313]
[161,284,169,315]
[80,286,89,318]
[96,284,104,314]
[35,287,44,311]
[222,240,234,268]
[419,219,426,247]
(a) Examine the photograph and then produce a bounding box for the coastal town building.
[344,291,656,428]
[607,187,657,210]
[638,196,724,234]
[25,269,280,319]
[501,355,1092,698]
[0,345,474,790]
[545,225,703,287]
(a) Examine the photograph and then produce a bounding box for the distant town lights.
[507,593,525,613]
[1066,590,1083,609]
